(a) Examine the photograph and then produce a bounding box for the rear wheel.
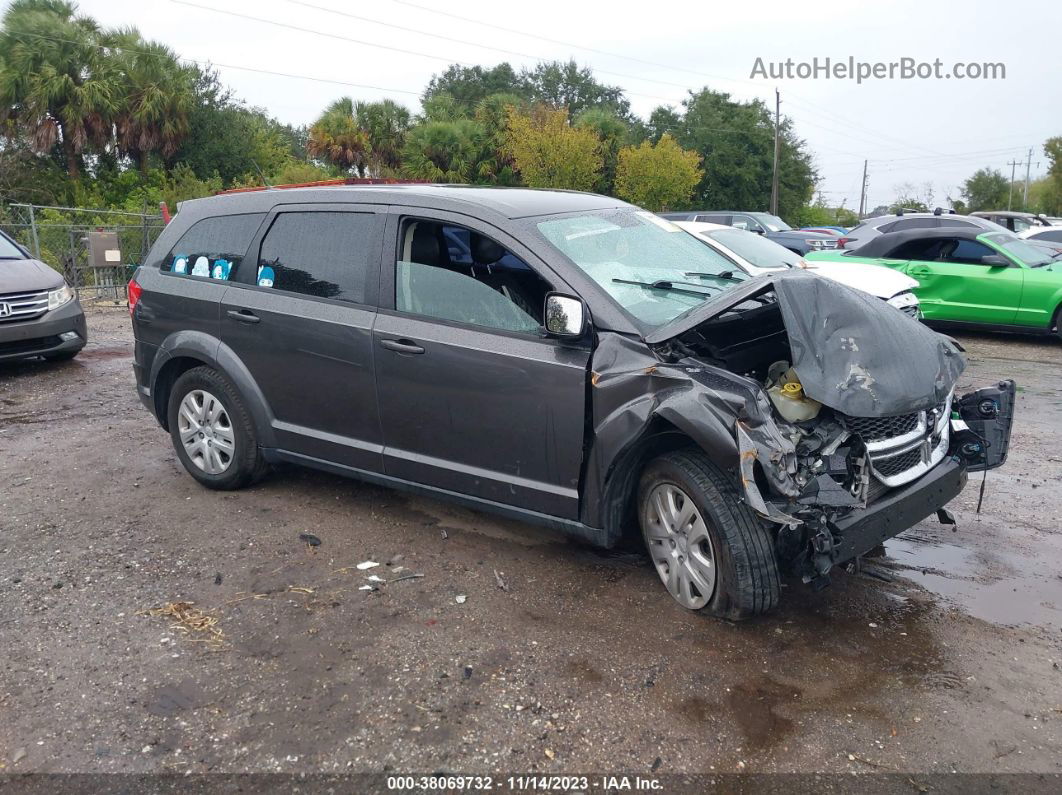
[167,366,268,490]
[638,449,780,619]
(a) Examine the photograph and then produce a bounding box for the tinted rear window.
[256,211,374,302]
[165,213,266,279]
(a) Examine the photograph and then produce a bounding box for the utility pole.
[858,159,868,219]
[1006,159,1021,210]
[770,88,780,216]
[1023,147,1033,208]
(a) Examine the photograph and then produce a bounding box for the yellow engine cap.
[780,381,804,397]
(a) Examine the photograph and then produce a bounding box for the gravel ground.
[0,308,1060,776]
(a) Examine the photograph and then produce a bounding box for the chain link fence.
[0,203,166,302]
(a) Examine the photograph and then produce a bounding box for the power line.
[3,28,424,96]
[170,0,687,106]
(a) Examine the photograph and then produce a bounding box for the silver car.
[840,211,1005,250]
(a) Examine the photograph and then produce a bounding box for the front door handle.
[380,338,425,355]
[227,309,260,324]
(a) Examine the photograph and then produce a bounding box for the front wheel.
[167,366,268,490]
[638,449,780,620]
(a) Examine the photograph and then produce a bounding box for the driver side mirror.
[544,293,587,338]
[980,254,1009,267]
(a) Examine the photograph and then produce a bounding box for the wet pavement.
[0,310,1060,775]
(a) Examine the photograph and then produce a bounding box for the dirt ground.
[1,307,1060,777]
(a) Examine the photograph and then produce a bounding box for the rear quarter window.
[165,213,266,280]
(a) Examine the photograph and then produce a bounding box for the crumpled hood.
[800,260,918,299]
[0,258,64,293]
[647,270,965,417]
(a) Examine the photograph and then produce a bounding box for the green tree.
[401,119,483,182]
[354,98,411,174]
[960,167,1010,211]
[646,106,681,143]
[1036,137,1062,215]
[0,0,116,178]
[106,30,195,172]
[505,105,602,191]
[306,97,370,176]
[423,63,526,115]
[614,134,702,211]
[520,60,630,118]
[669,89,816,217]
[472,92,524,185]
[574,107,630,194]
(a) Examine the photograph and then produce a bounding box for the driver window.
[396,220,549,334]
[942,239,996,265]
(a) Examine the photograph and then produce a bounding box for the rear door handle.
[227,309,260,324]
[380,338,425,355]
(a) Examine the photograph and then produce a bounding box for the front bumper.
[0,299,87,362]
[827,455,967,564]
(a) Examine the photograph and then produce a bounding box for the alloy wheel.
[644,483,717,609]
[177,389,235,475]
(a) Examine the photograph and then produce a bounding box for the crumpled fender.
[580,333,800,533]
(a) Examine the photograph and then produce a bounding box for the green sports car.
[805,227,1062,337]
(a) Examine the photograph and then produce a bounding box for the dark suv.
[129,186,1014,619]
[0,229,87,363]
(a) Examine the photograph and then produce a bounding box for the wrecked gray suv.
[129,186,1014,619]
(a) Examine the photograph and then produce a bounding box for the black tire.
[167,366,268,490]
[638,449,780,620]
[44,349,80,362]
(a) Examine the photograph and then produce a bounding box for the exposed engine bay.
[611,270,1013,586]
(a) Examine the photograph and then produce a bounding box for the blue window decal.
[211,259,231,280]
[172,255,189,274]
[257,265,275,288]
[191,256,210,277]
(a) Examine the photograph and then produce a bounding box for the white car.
[675,221,921,318]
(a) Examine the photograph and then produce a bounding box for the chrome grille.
[844,412,920,442]
[0,289,49,323]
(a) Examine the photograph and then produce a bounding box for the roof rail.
[216,177,427,196]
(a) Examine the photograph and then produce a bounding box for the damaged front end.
[632,270,1015,588]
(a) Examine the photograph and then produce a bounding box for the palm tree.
[0,0,116,178]
[106,29,195,172]
[354,99,410,175]
[306,97,370,176]
[401,119,482,183]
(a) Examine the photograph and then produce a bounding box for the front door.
[904,237,1023,325]
[221,204,385,471]
[372,211,590,519]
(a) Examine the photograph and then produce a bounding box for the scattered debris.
[440,528,448,540]
[11,748,26,765]
[358,585,375,592]
[213,572,223,585]
[356,561,379,570]
[387,554,404,566]
[366,575,384,583]
[544,748,555,760]
[299,533,321,547]
[455,594,467,604]
[463,666,473,680]
[391,573,425,584]
[493,569,509,592]
[651,756,662,772]
[138,601,225,650]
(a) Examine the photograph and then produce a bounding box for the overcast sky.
[76,0,1060,212]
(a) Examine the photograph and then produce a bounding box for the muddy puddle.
[884,532,1062,629]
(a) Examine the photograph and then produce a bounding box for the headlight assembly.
[47,284,74,311]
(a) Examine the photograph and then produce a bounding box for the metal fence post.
[27,204,41,259]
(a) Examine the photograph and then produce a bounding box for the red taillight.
[127,278,143,317]
[836,237,851,248]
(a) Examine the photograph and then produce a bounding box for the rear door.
[372,210,590,519]
[220,203,385,471]
[903,237,1022,325]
